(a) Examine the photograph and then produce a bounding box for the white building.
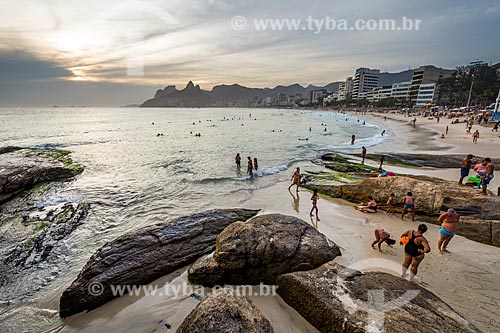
[310,89,327,104]
[367,85,392,103]
[338,77,353,101]
[352,68,380,99]
[415,83,436,106]
[391,81,411,100]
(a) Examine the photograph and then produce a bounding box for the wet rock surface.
[277,262,480,333]
[59,208,259,318]
[176,288,274,333]
[359,153,500,168]
[188,214,341,286]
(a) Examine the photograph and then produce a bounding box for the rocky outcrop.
[141,81,219,107]
[176,288,274,333]
[188,214,341,287]
[277,262,479,333]
[0,147,84,203]
[5,203,89,268]
[59,208,259,318]
[321,153,379,173]
[362,153,500,168]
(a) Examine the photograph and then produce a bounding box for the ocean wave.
[316,133,388,151]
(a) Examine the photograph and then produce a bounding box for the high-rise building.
[409,65,452,105]
[352,68,380,99]
[338,77,353,101]
[415,83,437,106]
[391,81,411,105]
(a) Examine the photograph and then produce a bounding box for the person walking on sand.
[480,158,495,195]
[472,130,479,143]
[401,192,416,221]
[446,125,449,135]
[492,122,499,132]
[288,167,301,192]
[253,158,259,171]
[401,224,431,281]
[309,188,320,220]
[351,134,356,145]
[371,228,396,251]
[386,193,396,213]
[235,153,241,169]
[412,117,417,126]
[378,155,385,171]
[437,208,460,254]
[361,146,367,164]
[247,157,253,177]
[458,154,477,185]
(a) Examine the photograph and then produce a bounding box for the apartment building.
[352,68,380,99]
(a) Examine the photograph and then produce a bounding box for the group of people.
[371,208,460,281]
[355,191,416,221]
[235,153,259,177]
[459,154,496,195]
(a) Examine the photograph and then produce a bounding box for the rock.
[277,262,479,333]
[59,208,259,318]
[188,214,341,286]
[176,288,274,333]
[363,153,500,169]
[321,153,379,173]
[5,203,89,268]
[0,147,84,203]
[459,217,500,246]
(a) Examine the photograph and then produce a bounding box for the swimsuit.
[404,203,415,209]
[440,227,455,237]
[404,231,425,257]
[460,167,470,177]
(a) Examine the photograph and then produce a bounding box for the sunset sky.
[1,0,499,106]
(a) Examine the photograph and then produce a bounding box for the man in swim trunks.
[401,224,430,281]
[458,154,477,185]
[288,167,301,192]
[481,158,495,195]
[401,192,415,221]
[437,208,460,254]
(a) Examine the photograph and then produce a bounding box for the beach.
[47,109,500,333]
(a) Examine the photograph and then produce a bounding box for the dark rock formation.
[176,288,274,333]
[277,262,479,333]
[358,153,500,168]
[0,147,84,203]
[5,203,89,268]
[321,153,379,173]
[188,214,341,286]
[59,208,259,318]
[141,81,218,107]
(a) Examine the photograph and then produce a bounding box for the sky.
[0,0,499,106]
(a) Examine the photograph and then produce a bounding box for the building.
[415,83,437,106]
[391,81,411,105]
[367,85,392,103]
[338,77,353,101]
[409,65,453,105]
[323,92,338,105]
[310,89,327,104]
[352,68,380,99]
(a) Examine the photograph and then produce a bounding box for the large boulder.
[59,208,259,318]
[176,288,274,333]
[188,214,341,286]
[0,147,84,203]
[277,262,479,333]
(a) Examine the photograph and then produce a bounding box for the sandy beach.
[53,110,500,333]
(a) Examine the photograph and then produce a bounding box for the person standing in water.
[401,192,416,221]
[235,153,241,169]
[437,208,460,254]
[401,224,431,281]
[309,189,320,220]
[288,167,301,192]
[247,157,253,177]
[381,129,386,136]
[253,158,259,171]
[361,146,367,164]
[351,135,356,145]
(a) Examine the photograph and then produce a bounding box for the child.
[371,228,396,251]
[386,193,395,213]
[401,192,415,221]
[253,157,259,171]
[310,189,320,221]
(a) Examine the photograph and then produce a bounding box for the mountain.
[378,69,414,86]
[141,81,218,107]
[141,81,342,107]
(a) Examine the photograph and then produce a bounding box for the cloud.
[0,51,72,81]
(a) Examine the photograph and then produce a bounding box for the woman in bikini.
[401,224,430,281]
[371,228,396,251]
[288,167,301,192]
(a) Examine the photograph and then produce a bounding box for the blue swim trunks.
[481,174,494,185]
[440,227,455,237]
[460,167,470,178]
[405,203,415,209]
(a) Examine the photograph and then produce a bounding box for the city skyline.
[1,0,500,106]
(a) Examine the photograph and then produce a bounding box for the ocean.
[0,107,385,331]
